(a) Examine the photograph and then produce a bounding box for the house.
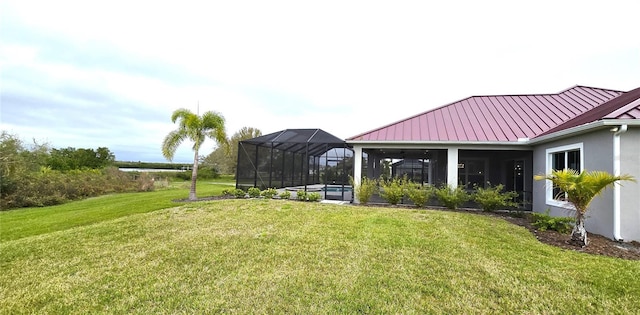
[347,85,640,242]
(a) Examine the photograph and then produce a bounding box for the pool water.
[321,186,353,192]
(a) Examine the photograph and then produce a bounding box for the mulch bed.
[174,197,640,260]
[495,212,640,261]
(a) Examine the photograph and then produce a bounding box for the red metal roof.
[348,86,626,142]
[537,86,640,137]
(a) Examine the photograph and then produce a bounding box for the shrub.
[136,172,155,192]
[247,187,261,198]
[349,176,377,205]
[279,190,291,200]
[175,171,191,181]
[0,166,154,209]
[234,188,246,199]
[406,182,433,208]
[221,188,233,196]
[434,185,470,210]
[307,192,322,202]
[296,190,307,201]
[261,188,278,199]
[196,165,220,179]
[472,183,519,212]
[532,209,574,234]
[379,176,406,205]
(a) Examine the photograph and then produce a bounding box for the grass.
[1,198,639,313]
[0,178,235,241]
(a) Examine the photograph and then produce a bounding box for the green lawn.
[1,198,639,313]
[0,179,235,241]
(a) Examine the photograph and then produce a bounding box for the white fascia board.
[346,140,526,146]
[601,119,640,126]
[347,141,532,151]
[528,120,640,145]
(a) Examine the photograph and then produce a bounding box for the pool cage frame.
[235,129,353,201]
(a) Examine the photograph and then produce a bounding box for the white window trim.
[545,143,583,209]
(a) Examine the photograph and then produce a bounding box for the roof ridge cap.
[558,85,626,94]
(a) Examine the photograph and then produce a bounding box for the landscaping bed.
[497,213,640,261]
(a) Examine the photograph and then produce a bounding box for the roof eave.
[528,119,640,145]
[346,140,530,146]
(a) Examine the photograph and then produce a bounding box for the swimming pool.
[321,186,353,192]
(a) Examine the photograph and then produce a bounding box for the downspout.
[612,124,627,241]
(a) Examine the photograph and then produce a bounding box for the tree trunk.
[571,212,588,247]
[189,149,199,201]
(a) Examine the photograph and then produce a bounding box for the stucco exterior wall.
[619,127,640,241]
[532,129,615,239]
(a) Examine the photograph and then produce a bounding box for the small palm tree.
[534,169,635,247]
[162,108,227,201]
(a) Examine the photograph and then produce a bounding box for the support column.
[353,146,363,203]
[447,148,459,188]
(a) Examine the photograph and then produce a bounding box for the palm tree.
[162,108,227,201]
[534,169,635,247]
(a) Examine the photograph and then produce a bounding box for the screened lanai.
[236,129,353,201]
[357,147,532,209]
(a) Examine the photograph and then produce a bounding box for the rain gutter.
[612,124,628,241]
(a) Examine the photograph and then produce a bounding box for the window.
[545,143,583,207]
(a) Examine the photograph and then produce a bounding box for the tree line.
[0,131,152,210]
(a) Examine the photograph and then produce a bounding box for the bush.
[434,185,470,210]
[196,165,220,179]
[261,188,278,199]
[279,190,291,200]
[234,188,246,199]
[532,209,574,234]
[307,192,322,202]
[136,172,155,192]
[174,171,191,181]
[221,188,233,196]
[473,183,519,212]
[406,182,433,208]
[379,177,406,205]
[0,167,154,209]
[350,176,377,205]
[247,187,261,198]
[296,190,307,201]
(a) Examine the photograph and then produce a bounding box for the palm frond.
[161,130,187,161]
[164,108,228,161]
[535,169,635,214]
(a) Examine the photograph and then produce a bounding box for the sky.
[1,0,638,163]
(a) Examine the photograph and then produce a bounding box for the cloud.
[1,0,639,164]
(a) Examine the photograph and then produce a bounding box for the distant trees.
[162,109,228,201]
[47,147,115,170]
[1,131,148,210]
[203,126,262,175]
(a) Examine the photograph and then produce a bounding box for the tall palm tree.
[162,108,227,201]
[535,169,635,247]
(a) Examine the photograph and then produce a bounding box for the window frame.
[544,143,583,208]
